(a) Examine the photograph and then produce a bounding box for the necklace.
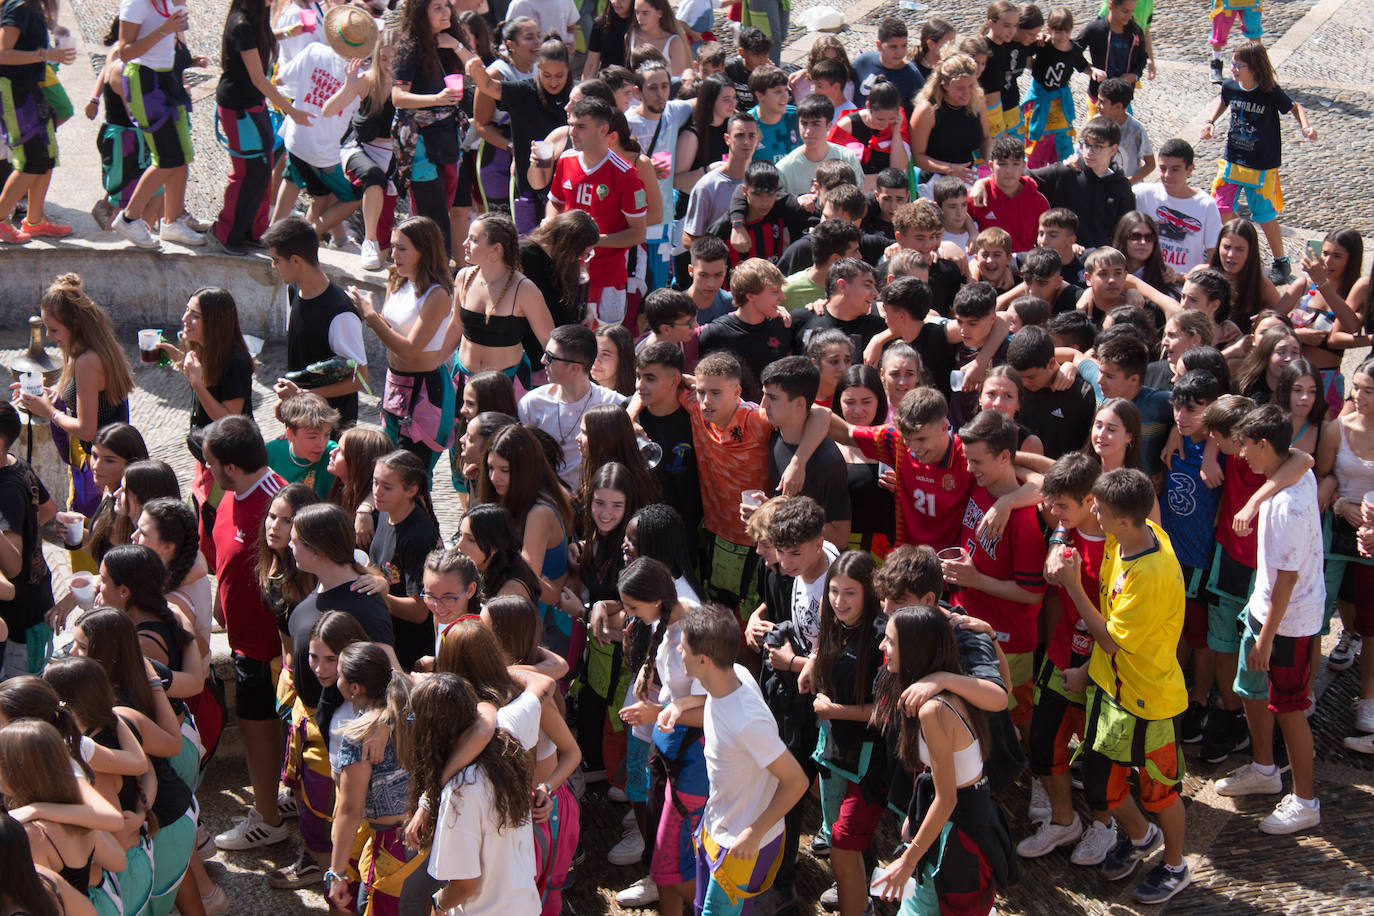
[287,446,314,468]
[555,385,595,442]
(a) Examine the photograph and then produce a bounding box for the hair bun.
[53,272,84,291]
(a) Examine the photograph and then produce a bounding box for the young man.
[1161,371,1225,742]
[638,288,699,353]
[775,94,863,196]
[1057,468,1190,904]
[760,358,851,547]
[203,415,289,850]
[635,342,703,535]
[789,257,884,358]
[264,215,370,428]
[1095,332,1174,477]
[684,236,735,325]
[723,27,772,109]
[711,160,807,265]
[945,409,1049,734]
[948,282,1011,427]
[1008,324,1097,460]
[266,392,339,497]
[862,167,909,238]
[1024,117,1136,249]
[627,61,695,293]
[519,324,627,488]
[932,176,978,251]
[547,97,648,325]
[1214,404,1324,835]
[1018,452,1117,867]
[1132,138,1223,272]
[851,17,924,111]
[1001,245,1085,316]
[1096,78,1155,184]
[781,219,862,312]
[889,199,967,313]
[763,496,839,655]
[0,401,55,679]
[809,57,859,125]
[748,66,799,165]
[775,182,888,275]
[967,134,1050,253]
[677,603,809,914]
[1025,207,1086,285]
[969,228,1017,291]
[684,113,761,251]
[698,258,792,396]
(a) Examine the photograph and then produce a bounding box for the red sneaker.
[0,221,31,243]
[23,218,72,238]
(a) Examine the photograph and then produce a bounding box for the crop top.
[458,268,529,349]
[382,281,449,353]
[916,698,984,785]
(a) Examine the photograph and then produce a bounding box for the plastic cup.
[651,150,673,170]
[846,141,865,156]
[19,371,42,398]
[637,436,663,469]
[936,546,968,563]
[741,489,766,511]
[532,140,555,162]
[443,73,464,95]
[56,511,84,547]
[138,329,161,364]
[299,8,317,31]
[1362,490,1374,526]
[69,573,96,609]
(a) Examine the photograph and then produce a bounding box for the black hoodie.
[1029,162,1136,249]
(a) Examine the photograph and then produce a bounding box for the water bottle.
[637,436,663,469]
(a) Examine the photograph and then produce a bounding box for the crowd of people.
[0,0,1369,913]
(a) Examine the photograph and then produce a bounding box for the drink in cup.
[300,8,317,30]
[138,329,162,363]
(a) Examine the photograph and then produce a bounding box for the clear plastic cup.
[138,329,161,364]
[19,371,42,398]
[299,8,317,31]
[637,436,663,469]
[741,489,766,510]
[936,546,968,563]
[532,140,556,162]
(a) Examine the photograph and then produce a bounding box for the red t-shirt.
[213,470,286,662]
[1046,527,1106,672]
[952,485,1048,654]
[966,175,1050,253]
[1215,453,1262,566]
[852,426,974,550]
[549,149,647,289]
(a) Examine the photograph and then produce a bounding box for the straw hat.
[324,5,378,60]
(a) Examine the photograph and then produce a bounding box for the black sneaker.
[1210,58,1224,84]
[1101,822,1162,881]
[1134,862,1191,904]
[1201,708,1250,764]
[810,834,831,859]
[1181,701,1209,744]
[1267,257,1294,286]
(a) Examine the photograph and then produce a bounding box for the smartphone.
[1306,238,1323,263]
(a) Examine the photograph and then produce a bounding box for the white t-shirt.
[496,691,542,750]
[428,765,540,915]
[655,615,709,707]
[702,664,788,847]
[506,0,580,40]
[1132,183,1222,273]
[518,383,629,488]
[627,100,694,230]
[790,542,839,649]
[683,169,742,238]
[324,312,369,367]
[775,143,863,197]
[118,0,179,69]
[278,43,360,168]
[1248,470,1325,637]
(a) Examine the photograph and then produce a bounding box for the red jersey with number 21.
[851,426,973,549]
[550,149,647,289]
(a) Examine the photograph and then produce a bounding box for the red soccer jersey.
[852,426,973,549]
[213,470,285,662]
[1046,527,1106,672]
[952,485,1048,654]
[966,175,1050,253]
[1215,453,1262,566]
[549,149,647,289]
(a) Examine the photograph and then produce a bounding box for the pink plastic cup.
[651,150,672,170]
[846,141,865,156]
[444,74,464,95]
[299,8,317,31]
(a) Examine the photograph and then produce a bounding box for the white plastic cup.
[532,140,556,162]
[69,573,96,609]
[56,510,84,547]
[1362,490,1374,526]
[741,489,766,511]
[937,546,968,563]
[19,371,42,398]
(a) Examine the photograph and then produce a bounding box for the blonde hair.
[41,274,135,404]
[922,53,983,117]
[745,495,786,543]
[729,258,786,304]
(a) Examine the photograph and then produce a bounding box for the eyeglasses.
[542,352,583,367]
[1127,232,1155,242]
[421,591,469,611]
[1232,60,1248,69]
[672,317,697,329]
[1082,142,1111,153]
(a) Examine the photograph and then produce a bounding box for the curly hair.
[137,497,199,591]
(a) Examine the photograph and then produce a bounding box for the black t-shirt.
[289,584,395,709]
[823,615,886,747]
[684,121,727,173]
[929,259,965,315]
[370,508,441,670]
[1030,41,1089,91]
[638,406,702,535]
[789,306,887,361]
[588,12,631,69]
[846,459,895,548]
[216,11,265,109]
[768,433,851,523]
[286,281,361,426]
[1049,281,1085,314]
[1143,358,1173,393]
[1020,378,1097,460]
[0,0,47,83]
[394,45,461,164]
[1220,80,1294,170]
[698,313,793,401]
[0,457,52,636]
[192,345,255,430]
[724,56,755,109]
[910,321,953,393]
[394,44,444,97]
[948,339,1010,428]
[498,80,572,195]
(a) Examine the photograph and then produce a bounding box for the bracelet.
[148,677,164,689]
[325,869,346,888]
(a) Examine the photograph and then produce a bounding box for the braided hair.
[618,557,680,702]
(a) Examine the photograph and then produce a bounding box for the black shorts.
[452,153,476,208]
[343,147,389,192]
[233,651,278,721]
[0,78,57,174]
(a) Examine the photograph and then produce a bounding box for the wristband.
[325,869,346,889]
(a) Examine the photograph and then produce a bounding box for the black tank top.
[926,102,984,168]
[92,722,143,814]
[841,114,891,173]
[35,822,94,897]
[349,96,396,145]
[103,81,134,128]
[61,379,128,450]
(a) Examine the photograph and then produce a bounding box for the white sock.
[1294,794,1319,808]
[1211,48,1223,61]
[1254,762,1278,776]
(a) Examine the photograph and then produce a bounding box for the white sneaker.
[1028,779,1051,825]
[212,808,290,850]
[1216,762,1283,797]
[607,824,645,866]
[161,214,206,246]
[1017,814,1083,858]
[360,238,383,270]
[621,808,637,830]
[615,875,659,906]
[1344,733,1374,754]
[114,211,159,249]
[1070,818,1117,866]
[201,884,229,916]
[1259,793,1321,835]
[608,784,628,802]
[277,787,298,819]
[1356,697,1374,733]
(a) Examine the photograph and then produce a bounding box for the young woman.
[1209,219,1280,332]
[1113,211,1177,294]
[19,276,134,519]
[831,365,894,557]
[870,606,1015,914]
[880,343,923,420]
[627,0,687,76]
[0,0,74,241]
[469,17,539,217]
[1155,310,1214,387]
[328,27,399,270]
[978,366,1044,455]
[910,53,988,186]
[676,75,737,185]
[789,35,855,104]
[1236,325,1302,404]
[593,325,637,396]
[161,287,255,430]
[325,643,414,916]
[458,371,519,428]
[576,405,661,512]
[454,503,543,601]
[213,0,310,250]
[583,0,633,77]
[1276,358,1328,458]
[0,808,99,916]
[356,450,441,670]
[325,426,394,549]
[254,483,322,659]
[74,423,147,572]
[412,548,481,671]
[108,460,180,558]
[449,212,555,392]
[351,216,455,472]
[914,18,957,78]
[799,552,887,916]
[95,544,203,701]
[1280,228,1365,416]
[520,209,600,336]
[829,79,911,181]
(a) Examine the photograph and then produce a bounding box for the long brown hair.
[578,462,641,585]
[617,557,679,702]
[435,618,521,706]
[526,210,600,308]
[255,483,322,609]
[484,594,542,665]
[576,406,659,514]
[1237,326,1301,399]
[188,288,254,389]
[478,425,574,533]
[42,273,135,404]
[42,656,120,738]
[814,551,883,705]
[0,676,89,777]
[328,426,394,515]
[387,216,454,297]
[75,607,158,717]
[292,503,372,575]
[0,720,84,806]
[398,0,443,82]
